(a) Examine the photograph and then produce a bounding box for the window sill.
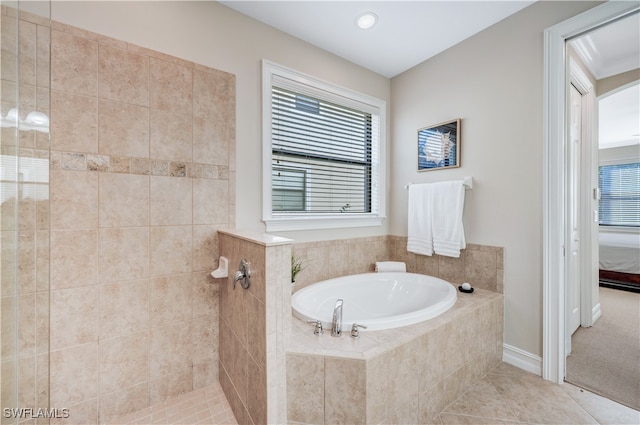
[264,214,385,232]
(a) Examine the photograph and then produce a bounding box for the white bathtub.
[291,272,457,331]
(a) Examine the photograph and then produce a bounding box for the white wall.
[51,0,391,243]
[52,0,607,360]
[389,1,598,357]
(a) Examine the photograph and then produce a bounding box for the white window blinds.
[271,85,376,215]
[599,163,640,227]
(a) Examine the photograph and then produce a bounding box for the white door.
[567,83,582,340]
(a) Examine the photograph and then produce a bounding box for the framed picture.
[417,118,461,171]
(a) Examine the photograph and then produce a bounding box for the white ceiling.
[220,1,639,150]
[569,12,640,150]
[219,0,534,78]
[569,12,640,80]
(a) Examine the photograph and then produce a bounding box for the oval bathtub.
[291,272,457,331]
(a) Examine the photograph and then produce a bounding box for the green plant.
[291,253,306,283]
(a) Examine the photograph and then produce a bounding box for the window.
[262,61,386,231]
[598,162,640,227]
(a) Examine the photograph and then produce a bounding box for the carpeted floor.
[566,286,640,411]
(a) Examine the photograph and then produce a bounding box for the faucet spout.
[331,299,343,337]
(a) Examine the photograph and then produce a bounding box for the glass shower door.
[1,1,50,423]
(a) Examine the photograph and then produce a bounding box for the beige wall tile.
[193,69,234,123]
[98,99,149,158]
[15,294,36,358]
[149,225,192,277]
[149,323,192,378]
[17,231,36,294]
[438,255,465,284]
[51,30,97,97]
[98,44,149,106]
[149,367,193,406]
[325,357,366,425]
[50,169,98,230]
[50,398,98,425]
[36,25,50,90]
[287,354,324,425]
[192,117,231,166]
[192,225,219,273]
[149,57,192,113]
[192,270,219,319]
[98,227,149,284]
[50,287,97,350]
[246,293,265,368]
[464,248,498,291]
[50,343,98,406]
[99,333,149,395]
[50,90,98,153]
[191,315,218,365]
[366,353,388,424]
[99,173,149,228]
[219,367,248,425]
[50,229,97,290]
[150,273,193,326]
[150,176,192,226]
[193,179,229,225]
[98,279,149,340]
[387,338,421,410]
[193,360,218,389]
[150,108,192,162]
[247,359,267,425]
[98,382,149,424]
[18,20,37,86]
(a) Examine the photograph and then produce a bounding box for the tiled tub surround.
[292,236,504,294]
[44,20,234,423]
[286,289,504,425]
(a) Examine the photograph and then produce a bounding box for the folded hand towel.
[407,183,433,256]
[375,261,407,272]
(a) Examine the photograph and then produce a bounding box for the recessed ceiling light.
[356,12,378,30]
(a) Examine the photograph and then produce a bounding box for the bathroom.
[1,1,628,424]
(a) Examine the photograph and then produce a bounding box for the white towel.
[407,181,466,258]
[431,181,466,257]
[375,261,406,272]
[407,183,433,255]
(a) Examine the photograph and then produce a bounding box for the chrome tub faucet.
[331,299,343,337]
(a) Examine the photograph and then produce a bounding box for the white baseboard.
[502,343,542,376]
[592,302,601,324]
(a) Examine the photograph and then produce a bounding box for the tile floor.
[109,384,237,425]
[436,362,640,425]
[111,362,639,425]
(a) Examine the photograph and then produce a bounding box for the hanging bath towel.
[407,183,434,256]
[431,180,466,257]
[407,181,466,257]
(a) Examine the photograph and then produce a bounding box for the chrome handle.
[350,323,368,339]
[232,259,251,290]
[307,320,324,335]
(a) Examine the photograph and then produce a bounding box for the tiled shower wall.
[47,21,234,423]
[292,236,504,294]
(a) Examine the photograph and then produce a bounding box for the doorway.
[542,0,640,386]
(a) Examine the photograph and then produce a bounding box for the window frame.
[262,60,386,232]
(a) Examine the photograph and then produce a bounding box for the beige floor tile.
[443,377,519,422]
[439,412,521,424]
[111,382,236,425]
[487,371,598,424]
